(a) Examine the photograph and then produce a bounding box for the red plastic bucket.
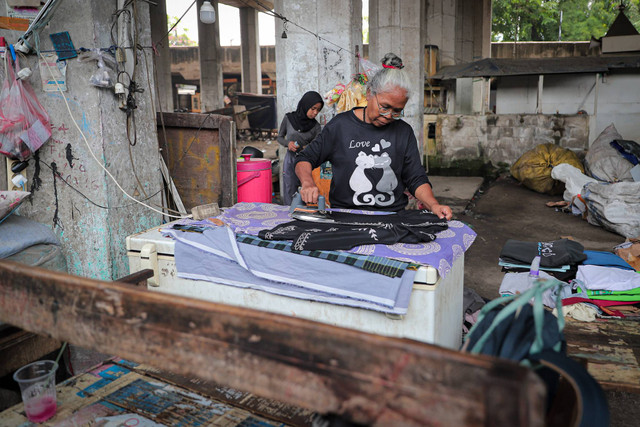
[237,154,272,203]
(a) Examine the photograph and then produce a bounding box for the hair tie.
[382,63,403,69]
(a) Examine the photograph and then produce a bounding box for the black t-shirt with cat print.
[296,107,430,212]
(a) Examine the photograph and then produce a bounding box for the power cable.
[154,0,198,50]
[41,161,162,210]
[245,0,356,56]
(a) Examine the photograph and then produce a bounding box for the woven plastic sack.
[0,55,51,161]
[583,181,640,238]
[510,143,584,195]
[584,123,633,182]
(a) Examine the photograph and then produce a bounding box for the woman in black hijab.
[277,91,324,205]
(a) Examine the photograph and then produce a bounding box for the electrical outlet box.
[6,158,27,191]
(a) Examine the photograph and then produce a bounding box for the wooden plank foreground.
[0,260,546,426]
[564,318,640,393]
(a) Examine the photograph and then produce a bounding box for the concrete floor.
[453,175,625,299]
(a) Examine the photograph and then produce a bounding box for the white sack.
[584,123,634,182]
[551,163,597,203]
[583,181,640,238]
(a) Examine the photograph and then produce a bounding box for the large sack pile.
[511,124,640,238]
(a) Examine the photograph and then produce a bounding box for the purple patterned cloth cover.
[217,203,477,279]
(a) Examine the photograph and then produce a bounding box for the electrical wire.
[141,41,188,216]
[40,161,162,209]
[154,0,198,50]
[37,49,184,219]
[245,0,356,56]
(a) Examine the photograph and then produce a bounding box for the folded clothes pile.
[499,238,586,281]
[498,238,640,321]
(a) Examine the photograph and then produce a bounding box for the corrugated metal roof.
[432,55,640,80]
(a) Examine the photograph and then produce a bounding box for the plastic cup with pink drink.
[13,360,58,423]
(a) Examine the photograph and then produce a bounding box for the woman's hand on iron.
[300,183,319,205]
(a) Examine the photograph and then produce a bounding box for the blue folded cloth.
[582,250,635,271]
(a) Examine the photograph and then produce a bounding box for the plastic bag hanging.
[359,56,382,80]
[77,49,117,88]
[0,54,52,161]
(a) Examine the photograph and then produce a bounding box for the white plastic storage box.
[127,224,464,349]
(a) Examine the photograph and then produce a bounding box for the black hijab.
[286,91,324,132]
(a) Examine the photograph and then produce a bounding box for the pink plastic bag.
[0,55,51,161]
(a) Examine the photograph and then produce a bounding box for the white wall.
[541,74,596,115]
[495,75,538,114]
[495,72,640,144]
[593,73,640,142]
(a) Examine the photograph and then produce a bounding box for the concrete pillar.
[369,0,425,151]
[455,0,474,63]
[149,0,174,111]
[239,7,262,94]
[4,1,163,280]
[274,0,362,195]
[456,78,473,114]
[274,0,362,126]
[474,0,492,60]
[198,0,224,112]
[425,0,457,67]
[426,0,491,65]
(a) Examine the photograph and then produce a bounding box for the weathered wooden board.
[157,112,236,209]
[564,319,640,393]
[0,260,545,426]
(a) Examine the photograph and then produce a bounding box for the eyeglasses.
[375,94,404,120]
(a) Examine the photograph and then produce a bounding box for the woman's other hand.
[430,204,453,221]
[288,141,299,152]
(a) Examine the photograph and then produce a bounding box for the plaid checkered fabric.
[236,233,419,279]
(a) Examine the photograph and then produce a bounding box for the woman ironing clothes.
[295,53,452,220]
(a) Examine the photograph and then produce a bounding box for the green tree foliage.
[492,0,640,42]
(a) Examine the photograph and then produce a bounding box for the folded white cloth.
[576,265,640,291]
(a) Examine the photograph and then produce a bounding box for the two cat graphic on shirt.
[348,138,397,206]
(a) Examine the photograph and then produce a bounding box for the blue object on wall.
[49,31,77,60]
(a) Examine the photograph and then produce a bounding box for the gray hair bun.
[381,53,404,69]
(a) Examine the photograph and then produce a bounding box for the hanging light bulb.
[281,20,288,39]
[200,1,216,24]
